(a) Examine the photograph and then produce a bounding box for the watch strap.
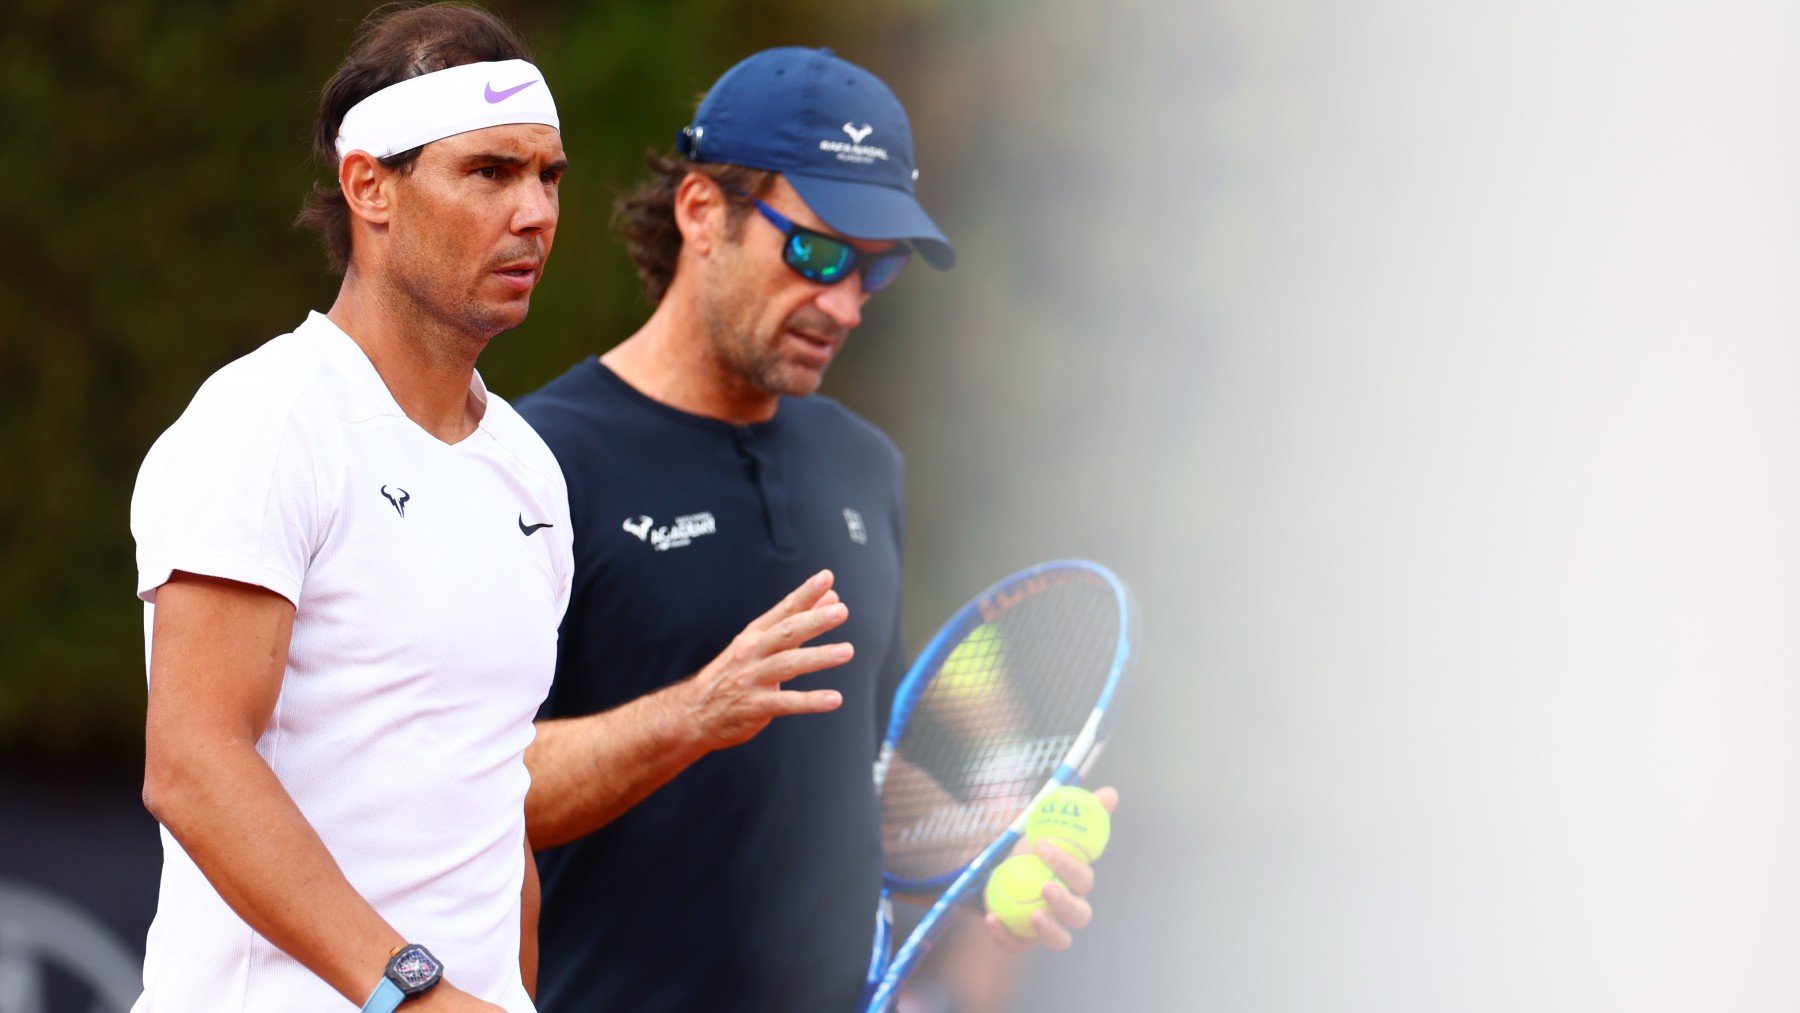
[361,976,406,1013]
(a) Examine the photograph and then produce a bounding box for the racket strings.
[880,572,1121,882]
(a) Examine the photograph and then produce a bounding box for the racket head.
[874,559,1136,894]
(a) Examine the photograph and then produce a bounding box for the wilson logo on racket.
[977,569,1082,622]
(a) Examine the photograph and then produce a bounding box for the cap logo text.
[820,121,889,165]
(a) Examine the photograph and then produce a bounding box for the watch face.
[389,945,442,993]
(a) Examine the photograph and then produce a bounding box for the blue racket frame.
[861,559,1137,1012]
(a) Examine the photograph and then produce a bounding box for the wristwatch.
[361,943,443,1012]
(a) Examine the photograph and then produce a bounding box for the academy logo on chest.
[622,512,717,552]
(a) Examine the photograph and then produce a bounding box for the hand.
[677,569,852,751]
[410,982,507,1011]
[982,786,1119,953]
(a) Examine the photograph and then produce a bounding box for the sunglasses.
[741,197,911,293]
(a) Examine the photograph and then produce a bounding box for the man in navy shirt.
[518,48,1113,1011]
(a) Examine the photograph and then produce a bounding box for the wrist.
[360,943,442,1012]
[653,679,712,758]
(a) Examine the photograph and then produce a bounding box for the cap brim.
[784,173,955,270]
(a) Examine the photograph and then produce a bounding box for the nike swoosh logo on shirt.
[485,79,538,103]
[519,514,554,536]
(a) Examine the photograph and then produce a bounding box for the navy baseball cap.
[676,47,954,270]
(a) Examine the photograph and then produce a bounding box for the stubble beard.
[388,230,531,363]
[699,249,825,400]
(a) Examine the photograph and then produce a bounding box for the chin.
[470,300,531,336]
[776,367,826,398]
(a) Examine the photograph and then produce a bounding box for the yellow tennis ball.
[934,623,1007,703]
[984,854,1059,938]
[1026,786,1111,863]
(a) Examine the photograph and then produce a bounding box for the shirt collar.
[299,310,491,429]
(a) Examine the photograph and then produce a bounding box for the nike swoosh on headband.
[485,79,538,104]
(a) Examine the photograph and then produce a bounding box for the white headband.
[334,59,559,161]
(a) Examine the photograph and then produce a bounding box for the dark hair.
[295,2,533,274]
[613,151,777,305]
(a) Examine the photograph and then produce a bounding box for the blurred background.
[4,0,1799,1009]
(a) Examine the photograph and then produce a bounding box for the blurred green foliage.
[0,0,967,759]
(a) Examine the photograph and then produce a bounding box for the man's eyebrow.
[462,152,570,173]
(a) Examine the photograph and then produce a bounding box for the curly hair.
[612,151,777,305]
[294,2,533,274]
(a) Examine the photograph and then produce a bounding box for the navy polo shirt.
[517,360,907,1013]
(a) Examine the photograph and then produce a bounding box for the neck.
[601,276,779,426]
[326,263,488,443]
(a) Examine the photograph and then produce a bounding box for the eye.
[476,166,502,180]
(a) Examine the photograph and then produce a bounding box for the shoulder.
[149,328,343,464]
[131,326,345,605]
[514,359,610,446]
[783,393,903,472]
[478,390,568,494]
[199,329,336,415]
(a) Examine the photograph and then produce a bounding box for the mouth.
[785,328,838,366]
[492,260,541,292]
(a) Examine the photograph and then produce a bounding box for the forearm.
[519,834,539,999]
[523,683,709,849]
[525,570,852,850]
[144,736,402,1005]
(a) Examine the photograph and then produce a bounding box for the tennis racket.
[861,559,1137,1012]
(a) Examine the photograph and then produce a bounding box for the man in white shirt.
[131,6,580,1010]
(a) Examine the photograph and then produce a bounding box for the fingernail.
[814,569,832,584]
[833,643,854,660]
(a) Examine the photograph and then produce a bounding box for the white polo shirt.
[130,312,572,1011]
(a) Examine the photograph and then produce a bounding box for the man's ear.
[672,171,724,257]
[339,151,395,226]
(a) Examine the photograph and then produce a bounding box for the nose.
[513,179,558,236]
[814,272,866,331]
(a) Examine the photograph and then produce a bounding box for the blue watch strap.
[361,976,406,1013]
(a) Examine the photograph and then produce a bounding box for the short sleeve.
[131,371,329,607]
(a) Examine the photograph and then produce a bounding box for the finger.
[1027,908,1074,951]
[818,589,841,607]
[1035,841,1095,896]
[1093,785,1119,813]
[982,913,1033,953]
[760,642,854,684]
[763,688,843,716]
[1040,879,1093,931]
[760,601,850,652]
[743,570,835,633]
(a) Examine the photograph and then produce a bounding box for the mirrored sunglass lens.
[787,231,853,281]
[861,254,909,293]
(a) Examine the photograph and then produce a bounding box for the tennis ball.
[1025,786,1111,863]
[984,854,1059,938]
[934,623,1007,703]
